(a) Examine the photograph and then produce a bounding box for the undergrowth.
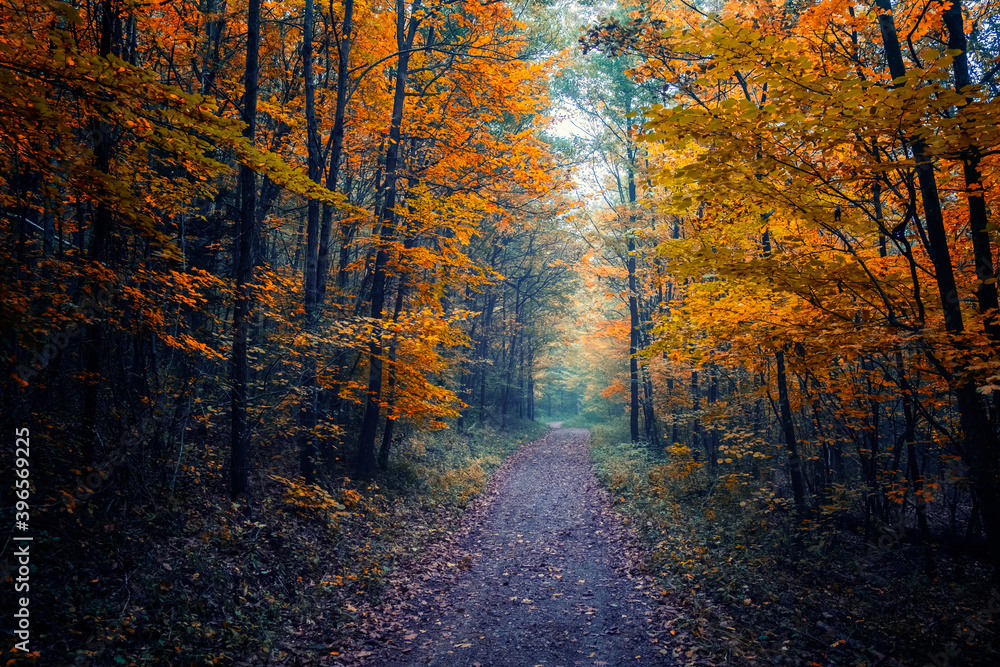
[2,418,545,666]
[389,421,544,509]
[587,422,999,666]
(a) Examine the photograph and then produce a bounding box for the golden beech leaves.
[583,0,1000,360]
[0,0,573,466]
[575,0,1000,537]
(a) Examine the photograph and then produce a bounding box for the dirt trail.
[362,426,673,666]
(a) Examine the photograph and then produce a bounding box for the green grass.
[385,419,546,507]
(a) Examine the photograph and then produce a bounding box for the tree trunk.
[457,292,477,430]
[198,0,228,96]
[877,0,1000,577]
[900,354,934,574]
[526,342,535,421]
[378,227,415,468]
[230,0,261,501]
[501,329,518,429]
[356,0,422,476]
[624,144,641,442]
[377,282,404,469]
[704,365,719,468]
[517,342,525,420]
[775,349,806,514]
[628,231,640,442]
[690,369,701,456]
[299,0,322,484]
[81,0,119,463]
[636,299,659,448]
[942,0,1000,340]
[318,0,355,303]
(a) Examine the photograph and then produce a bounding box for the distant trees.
[553,48,663,444]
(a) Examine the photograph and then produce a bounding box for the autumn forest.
[2,0,1000,663]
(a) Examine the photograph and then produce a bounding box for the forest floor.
[330,426,685,666]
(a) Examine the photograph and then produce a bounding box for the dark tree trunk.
[318,0,355,303]
[377,278,407,468]
[477,292,495,425]
[877,0,1000,577]
[942,0,1000,339]
[705,365,719,468]
[628,231,640,442]
[625,149,641,442]
[690,369,701,456]
[82,0,118,463]
[230,0,261,501]
[198,0,228,96]
[758,229,805,513]
[900,356,934,574]
[356,0,421,476]
[637,301,659,448]
[298,0,322,484]
[526,343,535,421]
[501,329,518,429]
[378,230,415,468]
[517,342,525,420]
[775,349,805,514]
[456,293,477,431]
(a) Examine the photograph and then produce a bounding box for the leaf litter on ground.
[326,427,700,666]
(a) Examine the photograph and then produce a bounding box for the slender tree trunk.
[457,292,477,431]
[230,0,261,501]
[318,0,355,303]
[690,369,701,456]
[377,278,406,469]
[356,0,421,476]
[526,342,535,421]
[942,0,1000,340]
[665,377,678,445]
[624,146,641,442]
[865,361,886,524]
[378,226,416,468]
[628,231,640,442]
[775,349,805,513]
[82,0,118,463]
[477,293,495,425]
[501,329,518,429]
[299,0,322,484]
[517,342,525,419]
[302,0,320,314]
[877,0,1000,577]
[705,365,719,469]
[636,300,659,447]
[899,354,934,574]
[198,0,227,96]
[758,228,805,513]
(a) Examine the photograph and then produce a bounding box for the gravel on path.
[359,426,676,667]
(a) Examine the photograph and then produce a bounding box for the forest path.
[354,426,673,666]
